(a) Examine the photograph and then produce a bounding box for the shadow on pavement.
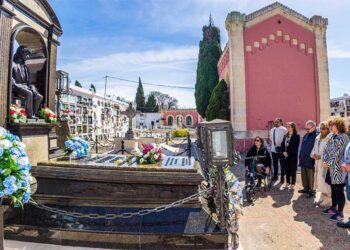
[292,194,350,250]
[269,183,294,208]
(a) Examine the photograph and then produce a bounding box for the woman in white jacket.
[311,122,332,207]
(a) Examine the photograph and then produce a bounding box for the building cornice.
[7,0,62,36]
[0,0,16,17]
[226,1,328,29]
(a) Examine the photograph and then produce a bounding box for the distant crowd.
[245,117,350,229]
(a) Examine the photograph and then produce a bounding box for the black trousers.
[285,156,298,185]
[272,152,285,180]
[331,183,345,212]
[13,83,43,117]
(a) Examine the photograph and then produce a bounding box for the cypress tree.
[90,83,96,93]
[75,80,82,88]
[135,77,145,112]
[195,15,222,118]
[205,79,229,121]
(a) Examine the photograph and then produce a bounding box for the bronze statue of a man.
[11,46,43,118]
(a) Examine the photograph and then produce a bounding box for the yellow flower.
[115,159,124,166]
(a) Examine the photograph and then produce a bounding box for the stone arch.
[185,115,193,126]
[9,25,49,107]
[167,115,174,126]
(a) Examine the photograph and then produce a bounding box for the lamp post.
[202,119,233,228]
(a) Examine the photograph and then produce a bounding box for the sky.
[49,0,350,108]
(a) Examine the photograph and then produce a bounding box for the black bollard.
[187,133,191,158]
[121,140,125,155]
[95,135,98,154]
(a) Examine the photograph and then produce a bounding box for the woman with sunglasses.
[281,122,300,190]
[311,121,332,206]
[245,136,271,187]
[322,117,350,222]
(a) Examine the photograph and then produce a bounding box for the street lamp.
[199,119,234,229]
[202,119,233,166]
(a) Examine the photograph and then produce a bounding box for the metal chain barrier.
[29,186,214,220]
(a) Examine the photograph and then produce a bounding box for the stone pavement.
[237,169,350,250]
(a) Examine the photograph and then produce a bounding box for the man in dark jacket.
[299,120,318,198]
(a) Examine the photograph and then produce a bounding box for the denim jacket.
[342,142,350,185]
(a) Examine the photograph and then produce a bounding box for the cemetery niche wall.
[0,0,62,165]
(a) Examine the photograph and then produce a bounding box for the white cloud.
[59,46,198,107]
[328,45,350,59]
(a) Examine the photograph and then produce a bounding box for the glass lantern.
[211,130,228,160]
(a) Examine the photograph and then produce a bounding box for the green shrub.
[172,129,189,138]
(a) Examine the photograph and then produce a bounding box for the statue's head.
[13,46,31,63]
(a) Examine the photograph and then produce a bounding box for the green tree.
[145,93,159,112]
[75,80,82,88]
[90,83,96,93]
[135,77,145,112]
[149,91,178,110]
[205,79,229,121]
[195,15,222,118]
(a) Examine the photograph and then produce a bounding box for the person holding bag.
[269,118,287,183]
[311,121,332,206]
[322,117,350,222]
[281,122,300,190]
[337,141,350,228]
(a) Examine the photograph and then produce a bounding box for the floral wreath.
[0,127,32,207]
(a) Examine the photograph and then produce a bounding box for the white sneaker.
[289,185,295,191]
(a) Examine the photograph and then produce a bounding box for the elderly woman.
[322,117,350,222]
[311,121,332,206]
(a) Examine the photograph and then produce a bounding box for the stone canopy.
[0,0,62,126]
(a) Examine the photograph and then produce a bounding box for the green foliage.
[90,83,96,93]
[135,77,146,112]
[75,80,82,88]
[172,128,189,138]
[145,94,159,112]
[195,16,222,118]
[205,79,229,121]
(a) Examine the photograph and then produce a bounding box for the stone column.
[0,4,14,127]
[311,16,330,122]
[225,12,247,133]
[47,26,59,111]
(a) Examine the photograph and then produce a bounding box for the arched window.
[186,116,193,126]
[167,116,173,126]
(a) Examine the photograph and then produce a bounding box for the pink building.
[161,109,203,128]
[218,2,330,152]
